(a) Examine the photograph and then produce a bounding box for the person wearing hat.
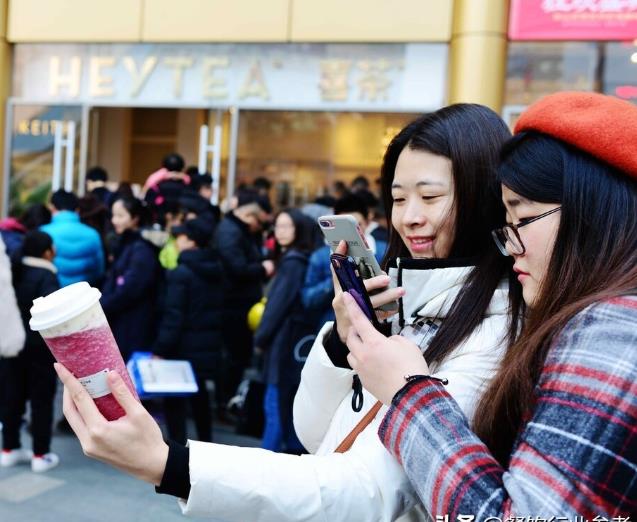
[340,92,637,517]
[154,217,226,444]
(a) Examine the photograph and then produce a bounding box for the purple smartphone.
[330,253,381,329]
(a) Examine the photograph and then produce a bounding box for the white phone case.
[318,214,382,279]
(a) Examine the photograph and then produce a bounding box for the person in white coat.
[0,235,26,432]
[0,236,25,359]
[52,104,523,522]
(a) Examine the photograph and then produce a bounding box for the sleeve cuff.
[379,378,448,448]
[323,322,351,369]
[155,440,191,500]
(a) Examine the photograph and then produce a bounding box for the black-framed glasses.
[491,206,561,256]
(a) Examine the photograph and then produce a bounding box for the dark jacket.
[254,249,312,386]
[101,230,162,360]
[154,248,225,378]
[0,218,26,262]
[214,212,266,311]
[13,258,60,366]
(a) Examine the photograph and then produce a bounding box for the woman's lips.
[513,267,530,283]
[407,236,434,253]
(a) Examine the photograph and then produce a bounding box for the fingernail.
[398,288,406,296]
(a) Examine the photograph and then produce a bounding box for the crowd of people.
[0,151,389,470]
[1,90,636,520]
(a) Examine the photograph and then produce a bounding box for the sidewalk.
[0,390,261,522]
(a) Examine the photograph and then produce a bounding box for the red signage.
[509,0,637,41]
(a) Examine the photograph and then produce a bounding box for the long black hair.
[474,132,637,466]
[273,208,316,261]
[380,104,523,366]
[113,196,150,230]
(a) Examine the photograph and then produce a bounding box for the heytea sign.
[12,43,447,111]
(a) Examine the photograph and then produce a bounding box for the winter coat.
[254,249,312,386]
[175,260,511,521]
[301,237,387,328]
[0,236,25,358]
[380,295,637,518]
[41,211,104,287]
[154,248,225,379]
[214,212,266,312]
[0,218,26,261]
[100,230,161,360]
[13,257,59,366]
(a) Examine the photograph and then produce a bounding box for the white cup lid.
[30,281,102,331]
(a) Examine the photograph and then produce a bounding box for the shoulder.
[551,297,637,362]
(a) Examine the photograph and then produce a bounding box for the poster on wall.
[509,0,637,41]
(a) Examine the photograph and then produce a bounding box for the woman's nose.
[402,200,427,228]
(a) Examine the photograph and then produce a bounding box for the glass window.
[604,42,637,102]
[505,42,599,106]
[8,105,82,216]
[236,110,418,208]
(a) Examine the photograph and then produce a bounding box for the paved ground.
[0,390,261,522]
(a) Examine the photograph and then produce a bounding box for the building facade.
[3,1,634,216]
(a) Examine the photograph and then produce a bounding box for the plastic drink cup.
[30,281,139,421]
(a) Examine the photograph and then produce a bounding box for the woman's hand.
[331,241,404,342]
[341,292,429,405]
[54,363,169,486]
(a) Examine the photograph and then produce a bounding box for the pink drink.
[44,324,137,421]
[30,282,139,421]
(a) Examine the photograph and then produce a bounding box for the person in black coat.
[2,231,60,472]
[101,197,162,361]
[213,189,274,405]
[254,209,317,453]
[154,217,225,444]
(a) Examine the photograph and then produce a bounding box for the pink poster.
[509,0,637,40]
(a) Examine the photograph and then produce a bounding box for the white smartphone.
[318,214,382,279]
[318,214,398,314]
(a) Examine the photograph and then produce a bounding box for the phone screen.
[330,253,380,328]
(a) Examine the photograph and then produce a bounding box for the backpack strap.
[334,400,383,453]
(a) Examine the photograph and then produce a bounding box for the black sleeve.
[324,319,392,370]
[155,440,191,499]
[324,322,351,369]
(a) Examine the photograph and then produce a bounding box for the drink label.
[78,369,111,399]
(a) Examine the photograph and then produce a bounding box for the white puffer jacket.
[179,262,510,522]
[0,236,25,358]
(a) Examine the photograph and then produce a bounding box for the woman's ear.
[43,248,55,261]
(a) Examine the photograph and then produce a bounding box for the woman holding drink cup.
[46,103,522,521]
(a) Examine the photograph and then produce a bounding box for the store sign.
[509,0,637,40]
[12,43,447,111]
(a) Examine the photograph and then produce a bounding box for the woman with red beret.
[342,92,637,518]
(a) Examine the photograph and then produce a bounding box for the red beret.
[514,92,637,180]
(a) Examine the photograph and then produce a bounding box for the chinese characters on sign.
[13,43,447,111]
[509,0,637,40]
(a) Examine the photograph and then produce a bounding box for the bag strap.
[334,400,383,453]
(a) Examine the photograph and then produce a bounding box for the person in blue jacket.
[301,193,386,328]
[254,209,317,453]
[41,190,104,287]
[101,197,162,361]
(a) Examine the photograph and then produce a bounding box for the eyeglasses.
[491,206,561,256]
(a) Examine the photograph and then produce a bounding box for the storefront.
[4,42,447,215]
[503,0,637,127]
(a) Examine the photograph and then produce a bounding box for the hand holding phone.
[330,253,381,330]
